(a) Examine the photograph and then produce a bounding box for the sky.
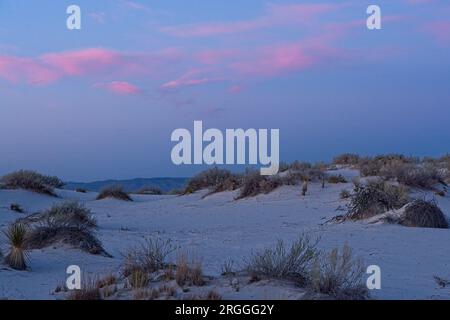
[0,0,449,181]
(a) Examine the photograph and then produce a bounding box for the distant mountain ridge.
[64,177,188,193]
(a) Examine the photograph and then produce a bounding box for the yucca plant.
[3,223,29,270]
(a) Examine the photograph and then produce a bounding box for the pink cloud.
[161,69,225,89]
[0,47,183,86]
[232,43,317,76]
[422,21,450,45]
[93,81,141,95]
[161,3,343,37]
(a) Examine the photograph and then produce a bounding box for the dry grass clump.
[0,170,64,196]
[3,223,29,270]
[96,185,132,201]
[380,161,444,189]
[175,251,205,287]
[235,171,282,199]
[128,269,150,289]
[122,237,175,276]
[399,199,449,229]
[40,201,97,229]
[25,223,107,255]
[66,278,101,300]
[23,202,107,256]
[346,181,409,220]
[183,167,235,195]
[75,188,87,193]
[327,175,347,184]
[246,235,319,285]
[136,186,163,195]
[333,153,360,165]
[203,175,243,198]
[308,245,368,300]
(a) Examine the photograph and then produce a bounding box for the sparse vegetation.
[66,278,101,300]
[183,168,235,194]
[22,202,107,256]
[0,170,63,196]
[40,201,97,229]
[96,185,132,201]
[346,181,409,220]
[136,186,163,195]
[327,175,347,184]
[3,223,29,270]
[399,199,449,229]
[246,235,319,285]
[333,153,360,166]
[75,188,87,193]
[308,245,368,300]
[175,251,205,287]
[122,238,175,276]
[235,171,282,199]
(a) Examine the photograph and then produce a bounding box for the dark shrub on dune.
[96,185,132,201]
[183,167,234,194]
[25,223,107,256]
[346,181,409,220]
[236,171,282,200]
[333,153,360,165]
[43,201,97,229]
[21,202,109,256]
[400,199,448,229]
[136,186,163,195]
[328,174,347,184]
[0,170,64,196]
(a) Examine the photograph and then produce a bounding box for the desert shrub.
[3,223,29,270]
[0,170,63,196]
[246,235,319,285]
[278,162,290,173]
[183,168,234,194]
[25,222,107,256]
[289,161,312,171]
[308,245,368,300]
[346,181,409,220]
[333,154,360,165]
[236,171,282,199]
[175,251,205,287]
[40,201,97,229]
[340,190,351,199]
[127,269,150,289]
[328,175,347,184]
[96,185,132,201]
[136,187,163,195]
[75,188,87,193]
[122,238,175,276]
[203,175,243,198]
[66,278,101,300]
[10,203,24,213]
[205,290,222,300]
[399,199,448,229]
[358,154,418,177]
[280,171,305,186]
[96,274,117,289]
[379,161,443,189]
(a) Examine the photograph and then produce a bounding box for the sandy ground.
[1,168,450,300]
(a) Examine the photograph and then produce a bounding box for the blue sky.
[0,0,449,181]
